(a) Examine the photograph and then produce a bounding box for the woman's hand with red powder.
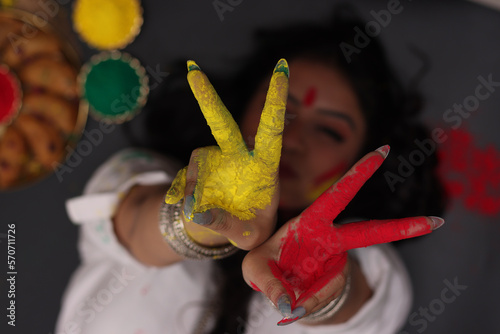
[242,145,445,325]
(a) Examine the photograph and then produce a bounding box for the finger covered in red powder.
[270,145,442,310]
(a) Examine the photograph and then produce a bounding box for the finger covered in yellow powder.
[165,59,289,220]
[165,167,187,204]
[186,60,247,156]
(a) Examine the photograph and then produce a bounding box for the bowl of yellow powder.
[79,51,149,123]
[72,0,143,50]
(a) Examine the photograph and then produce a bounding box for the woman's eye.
[317,126,345,143]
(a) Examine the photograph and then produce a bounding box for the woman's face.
[241,59,367,211]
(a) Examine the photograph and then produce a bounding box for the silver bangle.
[158,200,238,260]
[300,272,352,324]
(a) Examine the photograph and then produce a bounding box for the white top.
[56,149,412,334]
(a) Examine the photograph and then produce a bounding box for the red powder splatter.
[438,128,500,216]
[140,285,150,296]
[313,162,348,187]
[307,162,348,201]
[302,87,317,107]
[307,163,347,201]
[270,147,434,307]
[306,153,384,221]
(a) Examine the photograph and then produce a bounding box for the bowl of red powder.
[0,64,22,126]
[79,51,149,123]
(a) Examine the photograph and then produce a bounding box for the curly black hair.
[140,4,446,333]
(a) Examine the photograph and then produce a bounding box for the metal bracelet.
[158,200,238,260]
[300,272,352,324]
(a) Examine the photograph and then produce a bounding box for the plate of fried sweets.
[0,9,87,190]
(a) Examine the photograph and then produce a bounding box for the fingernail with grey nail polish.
[277,307,306,326]
[277,295,292,317]
[193,211,212,226]
[375,144,390,159]
[429,216,445,230]
[291,306,306,319]
[184,195,195,220]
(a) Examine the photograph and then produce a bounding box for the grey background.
[1,0,499,333]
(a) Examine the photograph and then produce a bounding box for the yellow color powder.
[227,238,238,247]
[186,226,225,246]
[73,0,143,50]
[0,0,14,7]
[165,59,289,221]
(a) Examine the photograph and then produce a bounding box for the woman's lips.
[279,163,298,179]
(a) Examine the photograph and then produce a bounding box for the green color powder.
[84,57,142,117]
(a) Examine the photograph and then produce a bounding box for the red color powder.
[438,128,500,216]
[302,87,317,107]
[336,217,431,251]
[249,281,261,292]
[277,316,300,326]
[0,66,21,124]
[307,162,348,202]
[313,162,347,187]
[269,147,434,306]
[271,154,385,305]
[306,154,385,222]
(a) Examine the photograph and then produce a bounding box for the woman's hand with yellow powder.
[165,59,289,250]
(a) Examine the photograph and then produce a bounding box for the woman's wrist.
[300,267,352,325]
[301,258,372,326]
[158,200,237,260]
[326,258,372,325]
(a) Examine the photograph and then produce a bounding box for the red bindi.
[302,87,317,107]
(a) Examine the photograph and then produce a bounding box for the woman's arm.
[112,184,230,267]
